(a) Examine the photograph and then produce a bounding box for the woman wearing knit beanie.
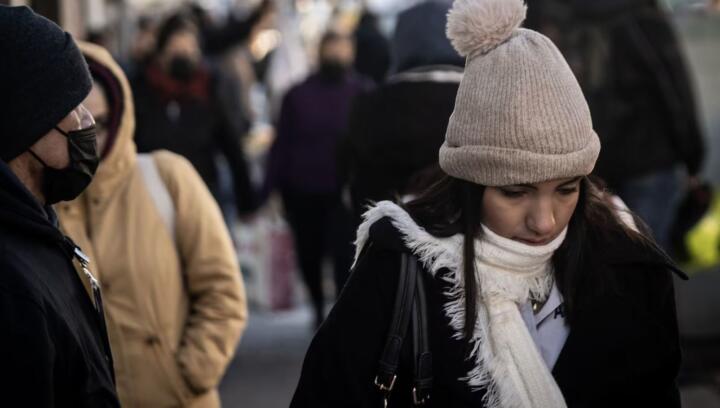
[290,1,684,407]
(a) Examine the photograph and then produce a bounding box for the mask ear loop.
[54,126,70,137]
[28,125,73,166]
[28,149,49,167]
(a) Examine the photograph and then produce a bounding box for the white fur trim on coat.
[354,201,567,408]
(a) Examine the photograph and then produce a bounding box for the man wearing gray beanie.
[0,5,119,407]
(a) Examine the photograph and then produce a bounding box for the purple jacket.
[265,72,371,195]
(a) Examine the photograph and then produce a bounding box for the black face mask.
[169,56,196,82]
[29,126,99,205]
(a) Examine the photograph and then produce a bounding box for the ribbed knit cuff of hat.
[440,136,600,186]
[0,6,92,162]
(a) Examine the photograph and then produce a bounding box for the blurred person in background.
[263,31,372,329]
[58,41,247,408]
[353,9,391,84]
[125,15,159,77]
[343,0,464,228]
[0,6,118,406]
[526,0,705,249]
[131,12,257,226]
[190,0,275,58]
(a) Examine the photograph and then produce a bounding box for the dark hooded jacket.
[343,1,464,226]
[291,207,684,407]
[353,12,391,84]
[526,0,704,188]
[0,161,119,407]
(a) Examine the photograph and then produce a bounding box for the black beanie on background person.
[0,5,92,162]
[390,1,465,74]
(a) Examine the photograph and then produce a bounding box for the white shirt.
[519,282,569,370]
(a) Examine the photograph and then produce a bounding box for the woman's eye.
[558,187,579,196]
[500,189,526,198]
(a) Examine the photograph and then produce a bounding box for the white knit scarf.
[354,201,568,408]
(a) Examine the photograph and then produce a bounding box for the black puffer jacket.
[0,162,119,407]
[291,214,684,407]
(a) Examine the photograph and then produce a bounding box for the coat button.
[145,336,160,346]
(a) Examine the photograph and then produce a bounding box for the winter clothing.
[282,189,354,326]
[526,0,704,187]
[345,1,463,224]
[0,161,119,406]
[345,68,461,223]
[57,43,247,408]
[440,0,601,186]
[291,202,684,408]
[266,72,371,195]
[353,12,391,84]
[198,0,272,57]
[362,203,573,408]
[525,0,704,248]
[616,167,684,249]
[466,224,569,408]
[265,70,370,326]
[390,1,465,74]
[131,57,256,215]
[0,5,92,162]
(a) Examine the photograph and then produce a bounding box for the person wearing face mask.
[131,12,257,223]
[56,41,247,408]
[0,6,119,407]
[291,1,684,407]
[263,30,372,329]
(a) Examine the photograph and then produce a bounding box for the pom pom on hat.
[446,0,527,57]
[440,0,600,187]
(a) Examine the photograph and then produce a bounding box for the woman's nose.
[527,199,556,236]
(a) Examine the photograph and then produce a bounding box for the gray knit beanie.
[439,0,600,186]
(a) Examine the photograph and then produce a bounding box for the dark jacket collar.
[592,227,688,280]
[0,160,66,245]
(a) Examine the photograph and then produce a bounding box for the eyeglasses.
[57,104,96,134]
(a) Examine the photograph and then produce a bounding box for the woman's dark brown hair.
[404,170,655,339]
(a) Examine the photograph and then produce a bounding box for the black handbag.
[374,253,432,407]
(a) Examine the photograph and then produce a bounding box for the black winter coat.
[132,64,256,214]
[291,216,684,408]
[343,68,460,225]
[526,2,704,188]
[0,162,119,407]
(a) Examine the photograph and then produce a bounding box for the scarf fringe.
[354,201,558,408]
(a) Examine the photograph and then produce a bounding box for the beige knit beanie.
[439,0,601,186]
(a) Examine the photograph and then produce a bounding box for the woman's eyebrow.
[558,177,582,187]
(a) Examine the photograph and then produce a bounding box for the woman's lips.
[514,237,552,246]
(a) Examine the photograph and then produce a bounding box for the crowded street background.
[1,0,720,407]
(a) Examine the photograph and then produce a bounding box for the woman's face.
[481,177,582,246]
[83,81,110,156]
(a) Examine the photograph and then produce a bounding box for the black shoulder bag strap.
[374,253,432,407]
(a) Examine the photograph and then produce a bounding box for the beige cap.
[440,0,600,186]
